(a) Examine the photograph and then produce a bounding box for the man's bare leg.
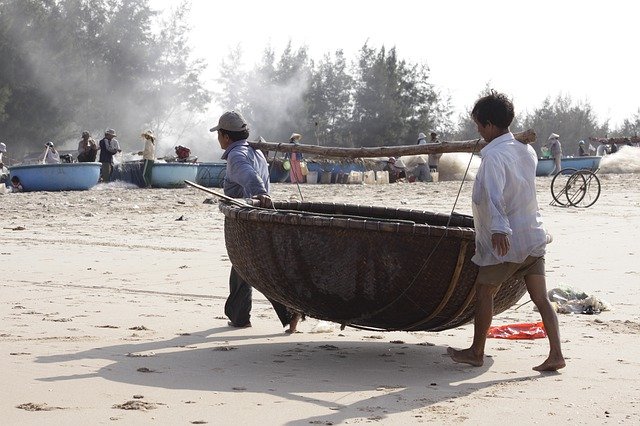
[448,283,499,367]
[526,274,566,371]
[285,312,302,334]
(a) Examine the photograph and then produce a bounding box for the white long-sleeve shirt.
[471,132,546,266]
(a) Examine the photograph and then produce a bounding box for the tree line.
[1,0,638,160]
[217,46,640,157]
[0,0,209,158]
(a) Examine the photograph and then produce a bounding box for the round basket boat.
[220,201,527,332]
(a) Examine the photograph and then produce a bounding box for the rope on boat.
[341,139,481,331]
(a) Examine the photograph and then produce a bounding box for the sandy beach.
[2,167,640,424]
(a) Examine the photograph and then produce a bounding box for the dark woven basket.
[220,201,527,331]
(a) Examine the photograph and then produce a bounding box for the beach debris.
[363,335,384,339]
[126,352,156,357]
[309,320,336,333]
[9,352,31,356]
[128,325,149,331]
[113,400,157,410]
[487,322,547,339]
[232,387,247,391]
[136,367,157,373]
[547,287,611,315]
[203,198,216,204]
[175,215,186,221]
[16,402,64,411]
[390,340,405,344]
[96,325,119,328]
[212,346,238,351]
[133,395,144,399]
[191,421,208,425]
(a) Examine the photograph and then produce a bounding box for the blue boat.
[536,156,601,176]
[150,162,199,188]
[196,162,226,188]
[9,162,100,191]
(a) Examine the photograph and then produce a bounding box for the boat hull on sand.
[9,162,100,191]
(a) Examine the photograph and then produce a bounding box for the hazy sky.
[151,0,639,127]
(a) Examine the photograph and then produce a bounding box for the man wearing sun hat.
[98,128,121,182]
[210,110,302,333]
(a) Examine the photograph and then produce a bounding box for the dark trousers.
[100,162,112,182]
[225,267,292,327]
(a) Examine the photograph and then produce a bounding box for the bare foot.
[447,347,484,367]
[533,356,566,372]
[285,313,302,334]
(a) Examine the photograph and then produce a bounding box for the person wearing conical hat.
[286,132,304,184]
[547,133,562,175]
[140,130,155,188]
[98,128,121,182]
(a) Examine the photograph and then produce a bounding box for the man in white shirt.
[447,92,565,372]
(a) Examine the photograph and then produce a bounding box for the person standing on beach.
[447,91,565,372]
[139,130,155,188]
[285,133,304,184]
[210,110,302,333]
[547,133,562,175]
[98,128,121,182]
[427,132,442,173]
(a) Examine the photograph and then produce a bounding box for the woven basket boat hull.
[220,201,527,331]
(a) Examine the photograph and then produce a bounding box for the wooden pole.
[248,129,536,159]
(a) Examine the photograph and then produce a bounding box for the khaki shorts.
[476,256,545,286]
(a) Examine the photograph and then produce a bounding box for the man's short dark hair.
[219,128,250,142]
[471,91,514,129]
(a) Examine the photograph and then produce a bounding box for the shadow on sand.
[35,327,543,424]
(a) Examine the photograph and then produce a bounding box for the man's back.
[472,133,545,265]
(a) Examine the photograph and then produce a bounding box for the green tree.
[305,50,354,146]
[522,95,605,156]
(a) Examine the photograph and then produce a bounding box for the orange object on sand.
[487,321,547,339]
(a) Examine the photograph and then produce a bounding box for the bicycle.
[550,167,601,208]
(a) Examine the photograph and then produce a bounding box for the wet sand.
[1,173,639,424]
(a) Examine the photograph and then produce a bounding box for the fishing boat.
[195,162,226,188]
[536,156,601,176]
[150,162,199,188]
[220,201,527,331]
[9,162,100,191]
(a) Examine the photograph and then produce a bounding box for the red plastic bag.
[487,321,547,339]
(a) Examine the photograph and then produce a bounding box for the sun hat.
[418,132,427,140]
[548,133,559,140]
[579,140,585,145]
[45,141,54,147]
[209,111,249,132]
[290,133,302,142]
[388,157,396,163]
[105,128,117,136]
[141,130,155,140]
[0,142,6,153]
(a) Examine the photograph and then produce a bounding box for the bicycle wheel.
[564,171,587,206]
[569,170,601,208]
[550,168,578,206]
